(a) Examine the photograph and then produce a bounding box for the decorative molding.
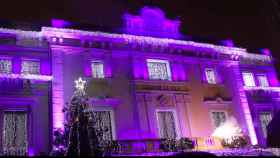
[89,97,121,107]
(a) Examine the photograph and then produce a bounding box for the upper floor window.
[0,59,12,74]
[21,60,40,75]
[257,74,269,87]
[147,59,171,80]
[91,61,104,78]
[211,111,227,128]
[242,72,255,87]
[205,68,216,84]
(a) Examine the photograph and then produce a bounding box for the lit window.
[205,68,216,84]
[257,74,269,87]
[21,60,40,75]
[0,59,12,74]
[259,112,272,138]
[242,72,255,87]
[91,61,104,78]
[211,111,227,128]
[157,111,177,139]
[147,59,171,80]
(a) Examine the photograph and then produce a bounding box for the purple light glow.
[123,6,181,38]
[260,48,271,56]
[171,63,186,81]
[12,57,21,74]
[51,19,71,28]
[84,61,92,77]
[221,39,234,47]
[52,52,65,132]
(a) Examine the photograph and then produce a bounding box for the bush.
[221,136,248,148]
[160,138,194,152]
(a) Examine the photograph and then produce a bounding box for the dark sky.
[1,0,280,74]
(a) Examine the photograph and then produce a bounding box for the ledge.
[0,73,52,81]
[243,86,280,92]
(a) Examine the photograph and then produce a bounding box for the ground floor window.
[2,111,28,156]
[157,111,177,139]
[211,111,227,128]
[93,111,113,141]
[259,112,272,138]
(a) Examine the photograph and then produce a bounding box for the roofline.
[0,27,272,63]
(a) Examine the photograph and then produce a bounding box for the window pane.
[257,75,269,87]
[21,60,40,75]
[147,60,171,80]
[259,112,272,138]
[205,68,216,84]
[211,111,226,128]
[157,111,177,139]
[242,72,255,87]
[91,61,104,78]
[0,59,12,74]
[92,111,113,141]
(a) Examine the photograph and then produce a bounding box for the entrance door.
[2,111,28,156]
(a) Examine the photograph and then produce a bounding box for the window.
[93,111,113,141]
[157,111,177,139]
[211,111,227,128]
[147,59,171,80]
[3,111,27,156]
[242,72,255,87]
[257,74,269,87]
[205,68,216,84]
[259,112,272,138]
[0,59,12,74]
[21,60,40,75]
[91,61,104,78]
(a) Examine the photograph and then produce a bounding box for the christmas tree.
[51,77,103,157]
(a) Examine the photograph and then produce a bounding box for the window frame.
[146,59,172,81]
[209,110,228,129]
[0,58,12,74]
[21,59,40,75]
[258,111,272,138]
[256,74,269,87]
[91,60,105,79]
[89,106,116,140]
[204,68,217,84]
[155,109,181,139]
[242,72,256,87]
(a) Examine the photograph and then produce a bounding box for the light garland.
[41,27,272,62]
[0,28,42,40]
[0,73,52,81]
[0,27,272,62]
[243,86,280,92]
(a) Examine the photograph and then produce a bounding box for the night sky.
[1,0,280,75]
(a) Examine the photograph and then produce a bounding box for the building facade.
[0,6,279,155]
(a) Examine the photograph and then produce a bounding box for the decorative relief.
[156,94,172,106]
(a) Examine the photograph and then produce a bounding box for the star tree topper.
[75,77,86,93]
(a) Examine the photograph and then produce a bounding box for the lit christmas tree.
[51,77,103,156]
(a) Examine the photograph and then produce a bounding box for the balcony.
[243,86,280,102]
[133,79,189,92]
[102,137,223,155]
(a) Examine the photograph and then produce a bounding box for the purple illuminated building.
[0,6,279,156]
